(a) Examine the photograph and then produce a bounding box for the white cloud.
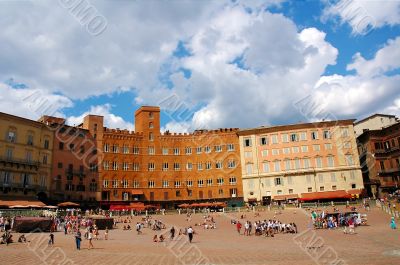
[0,83,72,120]
[323,0,400,35]
[347,37,400,76]
[66,104,134,131]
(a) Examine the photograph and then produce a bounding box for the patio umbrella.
[57,201,80,207]
[178,203,190,208]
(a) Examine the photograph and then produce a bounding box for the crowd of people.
[232,218,298,237]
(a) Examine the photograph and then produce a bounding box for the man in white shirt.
[187,226,194,243]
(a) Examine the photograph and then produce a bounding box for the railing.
[0,156,40,167]
[378,167,400,174]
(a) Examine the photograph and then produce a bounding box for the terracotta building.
[238,120,364,204]
[0,112,53,202]
[81,106,243,208]
[38,116,99,205]
[357,119,400,197]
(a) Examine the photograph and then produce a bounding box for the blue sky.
[0,0,399,131]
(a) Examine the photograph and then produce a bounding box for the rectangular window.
[215,161,222,169]
[148,180,155,188]
[173,148,180,155]
[260,137,268,145]
[133,180,140,188]
[263,162,270,173]
[133,163,140,171]
[283,147,290,154]
[197,162,203,170]
[271,134,278,144]
[162,147,168,155]
[281,134,289,143]
[331,173,336,182]
[341,127,349,137]
[292,146,300,153]
[301,146,308,152]
[313,145,320,151]
[306,175,312,183]
[204,146,211,153]
[133,146,139,154]
[185,147,192,155]
[300,132,307,141]
[308,187,312,192]
[217,178,224,186]
[162,162,169,171]
[227,143,235,151]
[112,144,119,153]
[345,155,354,166]
[174,163,180,171]
[320,186,324,191]
[244,138,252,147]
[196,147,202,154]
[289,189,294,194]
[186,162,193,170]
[294,158,301,169]
[272,149,279,155]
[44,139,49,149]
[229,177,237,185]
[148,162,155,171]
[327,156,335,167]
[261,150,268,157]
[287,176,293,185]
[148,146,155,155]
[175,180,181,188]
[274,161,281,172]
[311,131,318,140]
[206,179,213,186]
[186,180,193,187]
[7,131,16,143]
[214,145,222,152]
[228,160,236,168]
[245,151,253,158]
[290,133,299,142]
[274,177,282,186]
[304,158,310,169]
[198,179,204,187]
[332,185,337,190]
[323,130,331,139]
[123,162,129,171]
[318,174,324,183]
[112,161,119,170]
[325,143,332,150]
[316,157,322,168]
[206,162,212,170]
[123,145,130,154]
[285,160,291,171]
[246,164,253,174]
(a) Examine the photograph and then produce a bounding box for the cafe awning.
[0,200,46,208]
[299,190,351,201]
[273,194,299,201]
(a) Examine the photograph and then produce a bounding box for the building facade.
[38,116,99,205]
[354,114,398,137]
[357,121,400,197]
[238,120,364,204]
[81,106,243,208]
[0,113,53,201]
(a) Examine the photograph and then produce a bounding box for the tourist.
[88,229,94,249]
[75,230,82,250]
[390,217,397,229]
[18,234,27,243]
[136,222,142,234]
[105,227,109,240]
[153,235,158,242]
[236,221,242,234]
[187,226,194,243]
[170,226,175,240]
[159,234,165,242]
[48,233,54,246]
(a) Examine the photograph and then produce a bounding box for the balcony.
[0,156,40,170]
[0,182,46,191]
[378,167,400,175]
[65,169,87,177]
[374,146,400,156]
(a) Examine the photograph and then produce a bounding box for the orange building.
[357,120,400,197]
[81,106,243,208]
[39,116,99,205]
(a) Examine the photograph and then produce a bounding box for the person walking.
[104,227,109,240]
[236,221,242,235]
[48,233,54,246]
[390,217,397,229]
[88,229,94,249]
[187,226,194,243]
[170,226,175,240]
[75,230,82,250]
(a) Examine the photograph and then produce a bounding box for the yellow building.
[0,113,53,201]
[237,120,364,204]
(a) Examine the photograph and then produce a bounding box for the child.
[48,233,54,246]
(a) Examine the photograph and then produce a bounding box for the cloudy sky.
[0,0,399,132]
